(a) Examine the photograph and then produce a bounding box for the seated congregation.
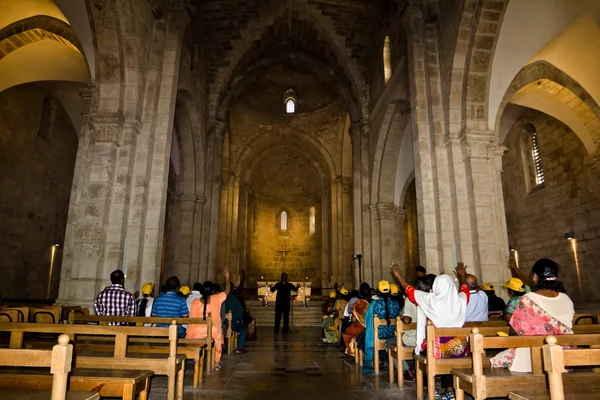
[0,267,257,400]
[324,258,600,400]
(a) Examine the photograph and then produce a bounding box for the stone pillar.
[349,122,363,287]
[402,5,442,272]
[190,196,206,282]
[393,208,407,270]
[172,194,197,283]
[460,130,510,284]
[206,121,225,281]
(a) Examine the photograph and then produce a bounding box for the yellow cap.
[378,280,390,294]
[390,284,399,296]
[497,331,508,337]
[502,278,525,293]
[142,282,154,295]
[329,291,337,299]
[179,286,191,296]
[482,283,494,291]
[340,288,349,296]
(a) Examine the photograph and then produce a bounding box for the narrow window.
[283,89,297,114]
[280,211,288,231]
[286,98,295,114]
[37,97,56,140]
[383,36,392,85]
[309,207,316,235]
[531,131,544,186]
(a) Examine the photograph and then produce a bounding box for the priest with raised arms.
[270,272,298,334]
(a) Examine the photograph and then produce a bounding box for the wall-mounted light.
[564,231,575,241]
[509,245,516,252]
[509,245,519,269]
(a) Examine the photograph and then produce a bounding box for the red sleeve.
[406,286,418,306]
[460,284,470,303]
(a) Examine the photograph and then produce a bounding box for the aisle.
[149,328,416,399]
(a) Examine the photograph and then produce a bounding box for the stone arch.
[370,102,411,205]
[463,0,510,128]
[208,4,366,122]
[217,52,362,122]
[234,127,338,184]
[495,61,600,155]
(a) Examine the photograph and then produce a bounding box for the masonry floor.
[147,327,417,400]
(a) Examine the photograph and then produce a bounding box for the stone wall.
[246,197,321,288]
[0,84,77,299]
[502,110,600,302]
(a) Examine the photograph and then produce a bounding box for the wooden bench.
[373,313,397,375]
[225,311,239,355]
[573,313,598,325]
[387,317,416,388]
[61,307,89,324]
[452,329,600,400]
[29,306,62,324]
[0,322,184,400]
[69,313,213,386]
[415,321,511,400]
[0,333,99,400]
[0,307,29,322]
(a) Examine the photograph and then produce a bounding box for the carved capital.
[393,207,407,226]
[461,130,496,160]
[178,194,197,211]
[197,196,207,205]
[88,113,124,145]
[376,203,395,221]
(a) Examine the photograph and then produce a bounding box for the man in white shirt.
[465,274,488,322]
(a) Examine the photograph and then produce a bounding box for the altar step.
[245,300,323,327]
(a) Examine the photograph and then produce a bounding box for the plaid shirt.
[94,284,136,325]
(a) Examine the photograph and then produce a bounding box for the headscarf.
[413,274,467,354]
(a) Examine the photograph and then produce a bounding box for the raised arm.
[224,267,231,296]
[390,262,410,289]
[508,258,528,286]
[237,269,246,293]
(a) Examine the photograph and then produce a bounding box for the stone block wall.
[247,197,321,288]
[0,84,78,299]
[502,110,600,302]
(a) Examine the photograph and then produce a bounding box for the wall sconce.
[564,232,575,241]
[509,245,519,269]
[509,245,516,252]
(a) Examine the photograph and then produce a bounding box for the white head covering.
[413,274,468,354]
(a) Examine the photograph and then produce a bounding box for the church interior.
[1,0,600,399]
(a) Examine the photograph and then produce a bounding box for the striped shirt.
[152,291,190,319]
[94,284,136,325]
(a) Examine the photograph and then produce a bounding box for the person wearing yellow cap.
[333,287,350,345]
[321,291,338,343]
[362,280,403,374]
[481,283,506,312]
[501,277,530,321]
[136,282,154,320]
[179,285,191,298]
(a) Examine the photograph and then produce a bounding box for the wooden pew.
[507,335,600,400]
[415,321,511,400]
[0,322,184,400]
[69,313,213,386]
[452,329,600,400]
[373,313,397,375]
[29,306,62,324]
[0,333,99,400]
[387,317,416,389]
[573,313,598,325]
[225,311,239,355]
[0,307,29,322]
[61,307,89,324]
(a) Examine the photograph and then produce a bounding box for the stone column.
[402,5,442,271]
[460,130,509,283]
[376,203,396,281]
[206,121,225,281]
[393,208,407,270]
[349,122,363,286]
[190,196,206,282]
[173,194,197,283]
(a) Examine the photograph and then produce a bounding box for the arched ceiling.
[0,0,68,29]
[248,146,323,202]
[195,0,395,118]
[238,64,339,114]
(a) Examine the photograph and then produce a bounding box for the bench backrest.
[0,306,29,322]
[543,335,600,400]
[394,317,416,350]
[374,314,397,349]
[471,329,600,376]
[30,306,62,324]
[0,334,73,400]
[573,313,598,325]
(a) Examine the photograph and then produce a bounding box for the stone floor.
[146,328,418,400]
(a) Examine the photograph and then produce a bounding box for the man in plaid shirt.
[94,270,136,325]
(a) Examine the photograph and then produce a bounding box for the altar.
[257,281,312,302]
